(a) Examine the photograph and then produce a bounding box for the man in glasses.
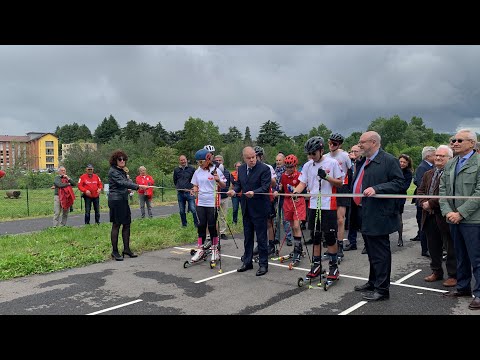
[325,133,352,258]
[78,164,103,225]
[440,129,480,310]
[411,146,436,258]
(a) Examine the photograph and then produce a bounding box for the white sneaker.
[191,248,204,262]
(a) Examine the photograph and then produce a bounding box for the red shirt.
[136,174,155,197]
[78,173,103,198]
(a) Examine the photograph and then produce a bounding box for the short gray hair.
[422,146,436,160]
[436,145,453,159]
[456,129,478,141]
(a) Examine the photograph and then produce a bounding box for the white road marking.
[87,299,143,315]
[339,301,368,315]
[174,247,447,293]
[395,269,422,284]
[195,269,238,283]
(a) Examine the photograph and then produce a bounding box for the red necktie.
[353,158,370,206]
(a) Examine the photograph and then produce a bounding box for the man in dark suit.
[350,131,404,301]
[411,146,436,257]
[227,146,272,276]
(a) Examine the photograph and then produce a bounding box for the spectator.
[440,129,480,310]
[78,164,103,225]
[351,131,404,301]
[411,146,436,258]
[173,155,198,227]
[136,166,155,219]
[418,145,456,287]
[108,150,149,261]
[53,166,76,227]
[230,161,242,225]
[213,155,230,240]
[344,144,363,252]
[397,154,413,247]
[273,152,293,246]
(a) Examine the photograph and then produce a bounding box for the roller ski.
[288,239,305,269]
[297,260,326,288]
[323,262,340,291]
[183,240,212,268]
[252,241,278,263]
[209,244,221,271]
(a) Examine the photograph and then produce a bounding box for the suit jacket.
[417,168,449,232]
[351,149,404,236]
[412,160,433,205]
[439,152,480,224]
[234,162,271,219]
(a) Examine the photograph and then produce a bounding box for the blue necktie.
[455,158,466,175]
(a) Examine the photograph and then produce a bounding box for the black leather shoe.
[421,251,430,258]
[256,266,268,276]
[344,243,357,251]
[111,251,124,261]
[122,249,138,258]
[443,289,472,297]
[468,297,480,310]
[363,291,389,301]
[220,234,227,240]
[354,283,375,292]
[410,236,420,241]
[237,263,253,272]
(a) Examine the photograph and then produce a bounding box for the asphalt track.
[0,203,478,315]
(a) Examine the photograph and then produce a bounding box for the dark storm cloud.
[1,45,479,138]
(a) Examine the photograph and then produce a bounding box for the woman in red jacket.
[136,166,155,218]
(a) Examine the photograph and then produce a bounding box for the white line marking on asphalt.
[339,301,368,315]
[87,299,143,315]
[173,247,447,293]
[395,269,422,284]
[195,269,238,283]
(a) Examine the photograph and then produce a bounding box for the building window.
[46,157,54,163]
[45,141,54,147]
[46,149,54,155]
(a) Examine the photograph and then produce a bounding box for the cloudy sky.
[1,45,480,138]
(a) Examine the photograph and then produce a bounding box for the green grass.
[0,209,243,280]
[0,188,179,220]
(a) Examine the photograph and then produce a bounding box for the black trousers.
[242,208,268,268]
[84,196,100,224]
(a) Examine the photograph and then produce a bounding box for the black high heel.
[111,251,124,261]
[397,238,404,247]
[122,250,138,258]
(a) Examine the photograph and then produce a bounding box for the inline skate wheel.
[288,263,293,270]
[297,278,304,287]
[218,269,223,274]
[210,261,216,269]
[323,282,328,291]
[190,249,196,256]
[280,257,284,263]
[183,261,190,268]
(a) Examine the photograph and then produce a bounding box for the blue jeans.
[232,196,240,224]
[177,192,198,227]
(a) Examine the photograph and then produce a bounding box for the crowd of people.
[41,129,480,310]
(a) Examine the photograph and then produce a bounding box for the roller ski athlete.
[292,136,343,288]
[184,147,226,270]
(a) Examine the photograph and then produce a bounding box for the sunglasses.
[450,138,467,144]
[329,141,340,146]
[308,151,317,156]
[117,157,126,161]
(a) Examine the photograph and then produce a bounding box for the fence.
[0,173,178,221]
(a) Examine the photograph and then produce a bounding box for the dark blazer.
[417,168,449,233]
[108,166,139,201]
[234,162,271,219]
[412,160,433,205]
[352,149,404,236]
[399,168,413,205]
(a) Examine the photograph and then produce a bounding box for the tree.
[152,121,169,146]
[222,126,243,144]
[256,120,286,146]
[308,123,332,141]
[244,126,252,145]
[77,125,93,141]
[175,117,223,160]
[367,115,408,149]
[153,147,179,174]
[93,114,121,144]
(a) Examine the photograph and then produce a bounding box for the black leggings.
[196,206,218,242]
[111,223,131,252]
